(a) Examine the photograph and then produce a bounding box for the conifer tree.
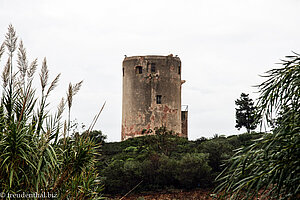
[216,53,300,200]
[235,93,258,133]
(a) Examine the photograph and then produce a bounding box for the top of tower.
[123,54,181,61]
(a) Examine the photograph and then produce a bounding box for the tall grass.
[0,25,103,199]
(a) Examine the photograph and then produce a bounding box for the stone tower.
[122,54,187,140]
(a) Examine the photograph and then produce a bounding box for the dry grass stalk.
[119,180,143,200]
[87,101,106,134]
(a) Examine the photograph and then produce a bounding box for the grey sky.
[1,0,299,141]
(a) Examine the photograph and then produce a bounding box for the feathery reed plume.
[27,58,37,80]
[17,40,28,80]
[0,42,5,61]
[36,58,50,136]
[5,24,18,105]
[66,80,83,135]
[2,58,10,88]
[67,83,73,109]
[5,24,17,55]
[57,97,65,118]
[72,80,83,96]
[67,80,83,110]
[40,57,49,92]
[46,73,61,97]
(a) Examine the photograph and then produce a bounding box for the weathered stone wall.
[122,55,186,140]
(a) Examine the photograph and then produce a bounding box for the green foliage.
[175,153,211,188]
[82,130,107,144]
[0,25,102,199]
[235,93,260,133]
[55,136,103,199]
[99,131,261,195]
[216,53,300,199]
[198,136,232,173]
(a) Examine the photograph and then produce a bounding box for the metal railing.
[181,105,188,111]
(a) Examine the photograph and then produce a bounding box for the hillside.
[96,130,262,196]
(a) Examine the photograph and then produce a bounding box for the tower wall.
[122,55,184,140]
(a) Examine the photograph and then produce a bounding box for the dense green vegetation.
[0,25,102,199]
[98,128,262,195]
[216,53,300,199]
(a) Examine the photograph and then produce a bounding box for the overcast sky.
[1,0,299,141]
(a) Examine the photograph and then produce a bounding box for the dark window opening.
[178,65,181,75]
[122,68,124,76]
[151,63,156,72]
[156,95,162,104]
[136,66,142,74]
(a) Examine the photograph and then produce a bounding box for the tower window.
[123,68,124,76]
[151,63,156,72]
[178,65,181,75]
[156,95,162,104]
[136,66,142,74]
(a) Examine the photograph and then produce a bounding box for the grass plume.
[0,25,103,199]
[17,40,28,80]
[40,57,49,92]
[2,58,10,88]
[27,58,37,80]
[66,80,83,135]
[5,24,17,55]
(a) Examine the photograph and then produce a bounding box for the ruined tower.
[122,54,187,140]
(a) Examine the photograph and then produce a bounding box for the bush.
[175,153,211,188]
[100,132,259,194]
